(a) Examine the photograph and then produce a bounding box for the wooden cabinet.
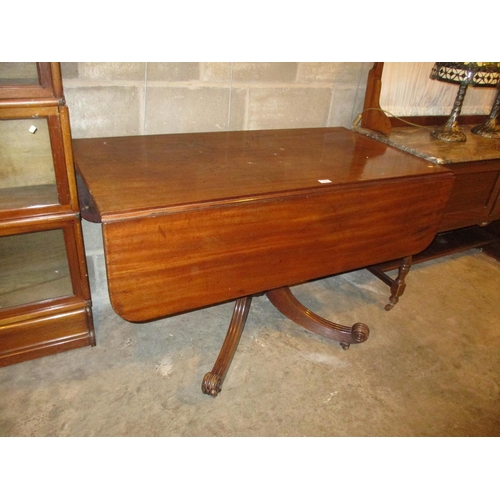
[424,150,500,232]
[357,63,500,265]
[355,125,500,264]
[0,62,94,367]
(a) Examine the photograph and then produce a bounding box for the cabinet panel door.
[439,169,500,230]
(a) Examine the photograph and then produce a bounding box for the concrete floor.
[1,249,499,437]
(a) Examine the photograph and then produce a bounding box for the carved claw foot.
[202,372,222,397]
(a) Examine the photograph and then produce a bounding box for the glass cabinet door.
[0,63,39,86]
[0,229,73,310]
[0,116,58,210]
[0,62,59,99]
[0,107,71,216]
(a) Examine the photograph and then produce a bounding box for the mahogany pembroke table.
[73,127,454,397]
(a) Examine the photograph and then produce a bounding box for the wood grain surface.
[74,127,454,322]
[74,127,451,221]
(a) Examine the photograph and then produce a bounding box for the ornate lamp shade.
[430,62,500,142]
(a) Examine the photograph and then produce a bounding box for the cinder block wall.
[61,62,373,308]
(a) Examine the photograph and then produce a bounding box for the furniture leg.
[387,256,412,310]
[266,286,369,350]
[368,255,412,310]
[202,295,253,397]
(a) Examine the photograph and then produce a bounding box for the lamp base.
[471,118,500,139]
[430,81,468,142]
[431,123,467,142]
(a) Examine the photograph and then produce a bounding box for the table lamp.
[430,62,500,142]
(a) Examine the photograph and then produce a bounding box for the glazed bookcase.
[0,62,95,366]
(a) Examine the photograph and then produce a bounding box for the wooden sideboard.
[356,124,500,263]
[355,63,500,301]
[73,127,453,396]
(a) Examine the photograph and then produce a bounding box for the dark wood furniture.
[0,63,95,367]
[356,63,500,305]
[73,127,453,396]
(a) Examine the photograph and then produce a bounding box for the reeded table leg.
[266,286,369,349]
[202,295,253,397]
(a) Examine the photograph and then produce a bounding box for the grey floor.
[1,249,499,437]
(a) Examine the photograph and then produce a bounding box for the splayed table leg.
[266,286,369,350]
[202,296,253,397]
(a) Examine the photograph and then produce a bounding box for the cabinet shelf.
[0,184,60,213]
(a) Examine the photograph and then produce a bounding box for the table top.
[73,127,447,222]
[73,126,455,322]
